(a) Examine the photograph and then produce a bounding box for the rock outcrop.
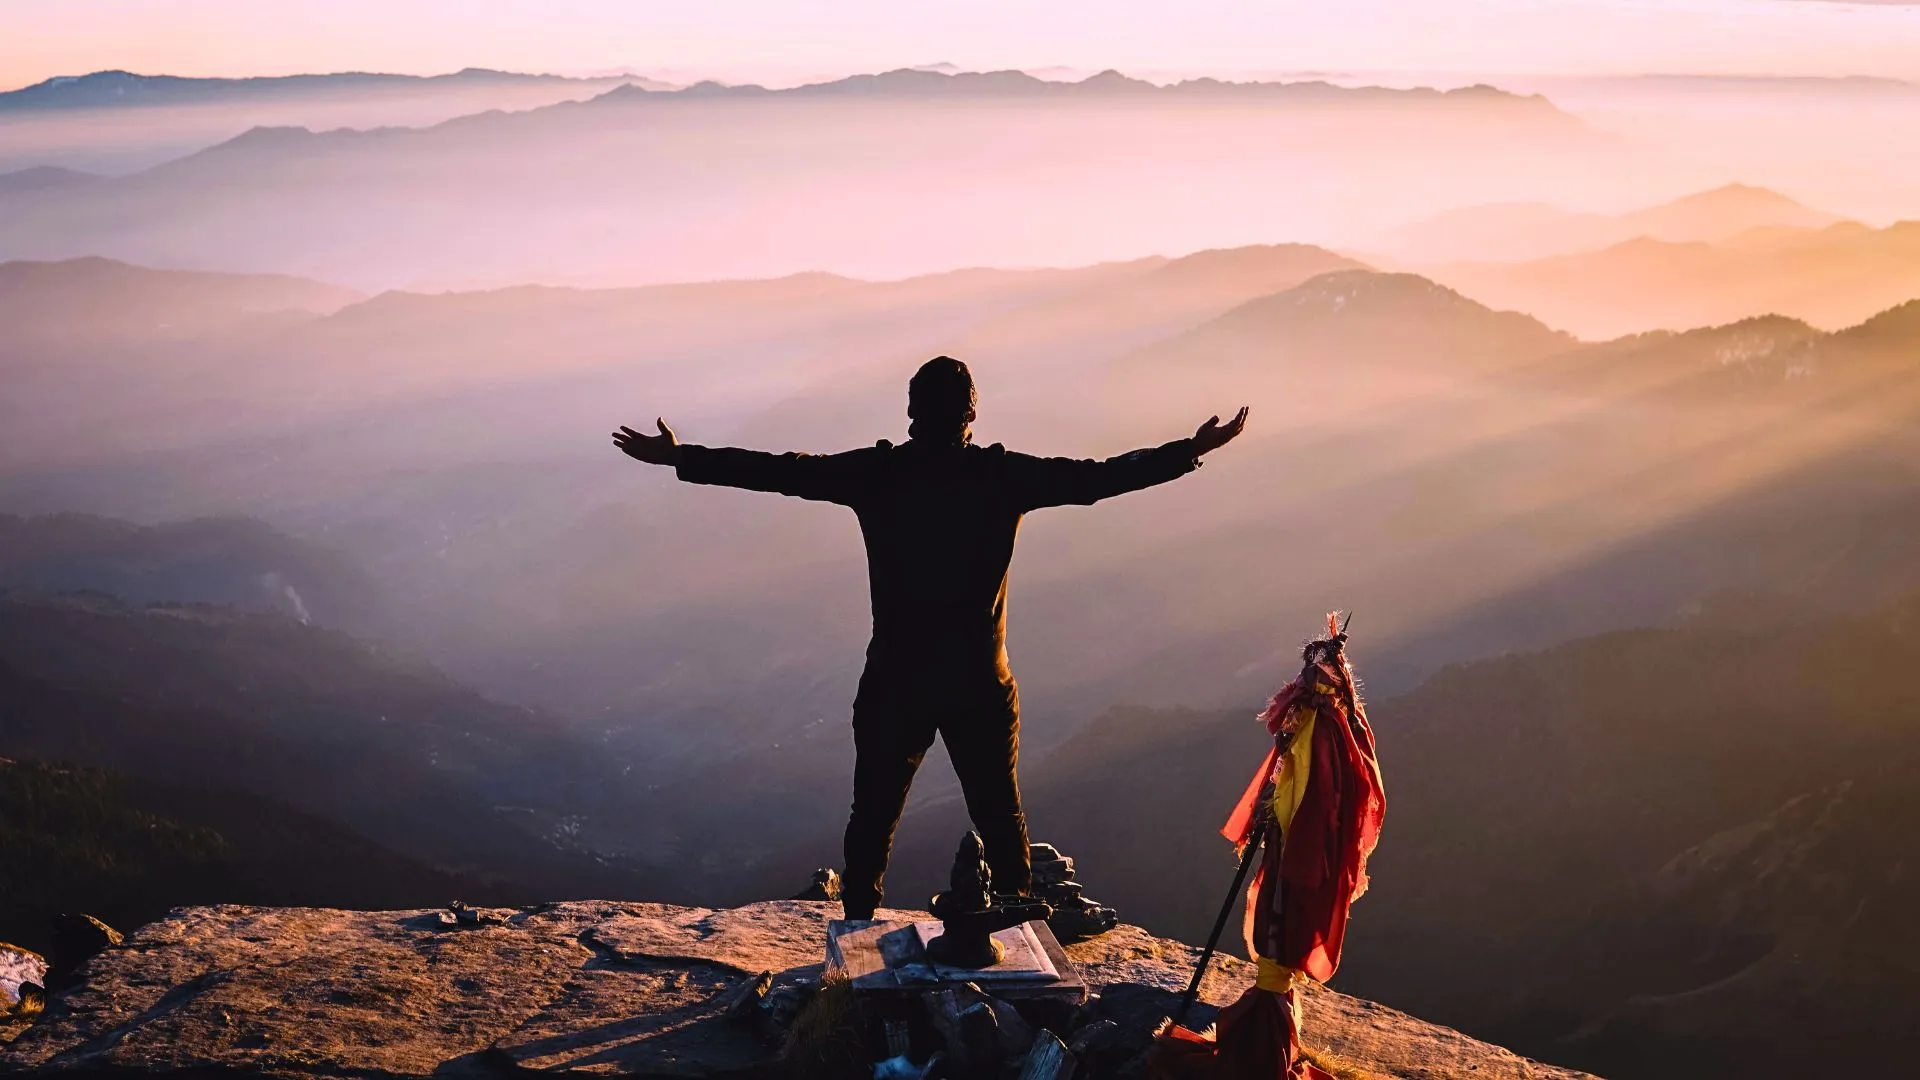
[0,943,47,1047]
[0,901,1594,1079]
[0,946,44,1011]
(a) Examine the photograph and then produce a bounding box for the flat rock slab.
[0,902,1598,1080]
[581,902,873,976]
[488,960,753,1078]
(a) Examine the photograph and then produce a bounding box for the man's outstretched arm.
[613,418,870,504]
[1005,407,1249,510]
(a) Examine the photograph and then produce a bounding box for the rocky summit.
[0,901,1592,1080]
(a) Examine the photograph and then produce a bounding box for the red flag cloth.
[1250,646,1385,983]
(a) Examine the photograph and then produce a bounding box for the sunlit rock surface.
[0,901,1594,1079]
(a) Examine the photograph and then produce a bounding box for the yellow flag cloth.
[1269,708,1317,834]
[1256,956,1307,993]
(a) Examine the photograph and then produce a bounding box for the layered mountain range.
[5,63,1920,1079]
[0,68,1600,288]
[7,251,1917,725]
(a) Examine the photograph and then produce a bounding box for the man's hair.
[908,356,976,440]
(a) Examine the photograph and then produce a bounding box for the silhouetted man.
[614,357,1248,919]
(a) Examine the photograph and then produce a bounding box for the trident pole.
[1171,811,1265,1029]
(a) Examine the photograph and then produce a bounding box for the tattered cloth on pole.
[1151,615,1386,1080]
[1233,616,1385,985]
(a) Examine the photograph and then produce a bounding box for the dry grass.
[1304,1046,1391,1080]
[4,988,45,1024]
[779,971,869,1080]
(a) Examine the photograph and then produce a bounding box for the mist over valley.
[5,54,1920,1078]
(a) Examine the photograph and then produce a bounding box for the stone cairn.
[1029,843,1119,941]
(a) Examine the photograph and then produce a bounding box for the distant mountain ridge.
[0,166,104,193]
[134,67,1574,174]
[0,592,647,888]
[0,755,496,958]
[1429,217,1920,337]
[0,512,380,630]
[587,66,1565,110]
[1202,269,1567,351]
[1113,268,1575,415]
[1621,183,1841,239]
[0,257,362,348]
[1382,183,1845,263]
[0,68,672,109]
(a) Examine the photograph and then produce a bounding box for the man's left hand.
[1193,406,1250,457]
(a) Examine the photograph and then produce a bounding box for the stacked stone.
[1029,842,1120,940]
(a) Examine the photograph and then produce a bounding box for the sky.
[5,0,1920,90]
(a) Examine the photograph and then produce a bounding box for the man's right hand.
[613,419,682,466]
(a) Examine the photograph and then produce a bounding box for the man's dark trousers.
[842,675,1028,921]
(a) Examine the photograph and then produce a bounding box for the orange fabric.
[1221,745,1280,848]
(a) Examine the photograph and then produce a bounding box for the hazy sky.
[5,0,1920,89]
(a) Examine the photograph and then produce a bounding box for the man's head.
[908,356,976,443]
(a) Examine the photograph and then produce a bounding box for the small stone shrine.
[927,832,1053,968]
[826,832,1087,1010]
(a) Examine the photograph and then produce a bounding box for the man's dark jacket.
[676,434,1199,912]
